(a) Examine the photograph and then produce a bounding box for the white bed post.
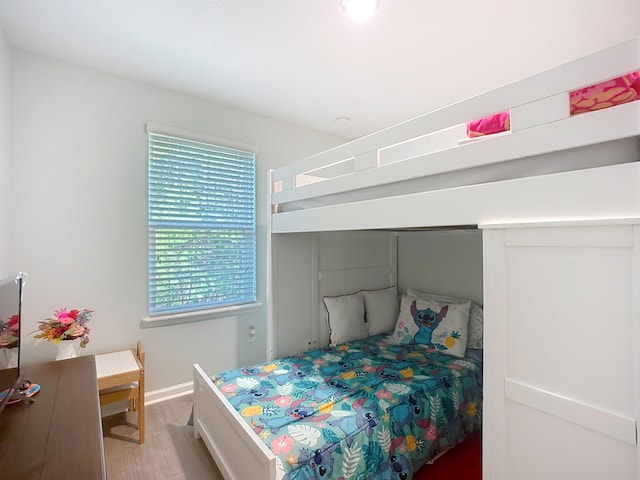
[311,233,320,350]
[634,224,640,477]
[266,168,276,361]
[481,227,507,480]
[390,234,398,288]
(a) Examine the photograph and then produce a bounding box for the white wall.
[397,230,483,305]
[9,49,345,392]
[0,31,10,275]
[273,232,316,358]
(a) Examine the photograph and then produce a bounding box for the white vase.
[56,338,82,360]
[0,347,18,368]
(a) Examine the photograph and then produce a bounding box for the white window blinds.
[148,131,256,316]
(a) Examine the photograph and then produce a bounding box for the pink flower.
[362,365,376,373]
[54,308,70,318]
[8,314,19,329]
[220,384,237,393]
[274,396,293,407]
[55,309,80,324]
[56,309,75,325]
[271,435,294,454]
[376,390,392,399]
[425,424,437,440]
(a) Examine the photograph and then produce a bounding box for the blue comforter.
[213,335,482,479]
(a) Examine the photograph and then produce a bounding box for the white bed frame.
[193,364,277,479]
[194,36,640,479]
[193,254,397,479]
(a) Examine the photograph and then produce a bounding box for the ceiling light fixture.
[341,0,380,21]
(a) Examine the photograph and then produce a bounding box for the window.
[147,127,256,317]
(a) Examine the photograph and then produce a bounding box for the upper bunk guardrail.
[271,36,640,207]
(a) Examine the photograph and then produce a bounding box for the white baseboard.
[145,381,193,405]
[100,381,194,417]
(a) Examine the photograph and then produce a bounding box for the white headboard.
[271,231,397,357]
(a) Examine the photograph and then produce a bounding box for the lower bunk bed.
[193,332,482,479]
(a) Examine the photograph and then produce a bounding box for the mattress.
[212,335,483,479]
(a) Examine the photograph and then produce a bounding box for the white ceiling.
[0,0,639,139]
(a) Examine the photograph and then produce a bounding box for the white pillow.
[361,286,399,336]
[323,292,368,346]
[407,287,483,349]
[389,295,471,358]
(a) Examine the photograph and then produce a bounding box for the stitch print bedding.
[212,335,482,479]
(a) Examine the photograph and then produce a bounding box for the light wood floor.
[102,394,224,479]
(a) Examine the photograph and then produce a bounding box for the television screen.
[0,273,25,415]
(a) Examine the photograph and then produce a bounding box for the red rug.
[414,431,482,480]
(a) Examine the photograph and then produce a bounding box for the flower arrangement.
[34,308,92,348]
[0,314,19,348]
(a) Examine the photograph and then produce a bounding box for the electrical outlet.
[310,338,318,349]
[305,339,312,351]
[247,325,256,342]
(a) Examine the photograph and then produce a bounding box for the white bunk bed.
[193,36,640,480]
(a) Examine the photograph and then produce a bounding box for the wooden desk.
[0,356,106,479]
[96,347,144,443]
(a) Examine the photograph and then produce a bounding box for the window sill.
[140,302,263,328]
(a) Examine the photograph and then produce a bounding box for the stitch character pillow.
[389,295,471,357]
[407,287,483,349]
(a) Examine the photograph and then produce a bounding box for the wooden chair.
[96,341,145,444]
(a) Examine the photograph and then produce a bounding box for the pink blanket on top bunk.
[467,70,640,137]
